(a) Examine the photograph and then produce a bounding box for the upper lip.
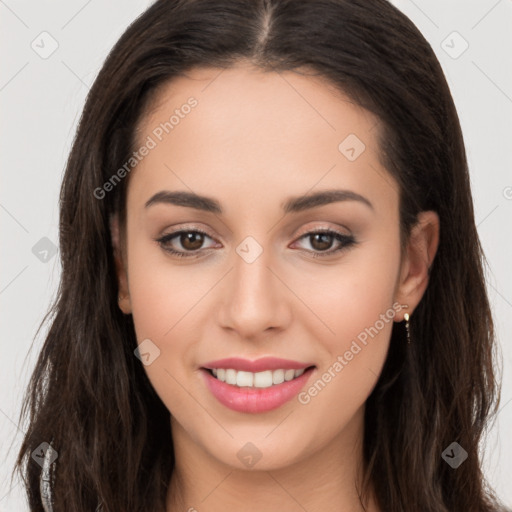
[201,357,315,373]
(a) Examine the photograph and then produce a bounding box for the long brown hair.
[14,0,506,510]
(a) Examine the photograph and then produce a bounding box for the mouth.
[199,365,317,413]
[202,366,316,389]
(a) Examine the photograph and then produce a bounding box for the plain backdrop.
[1,0,511,509]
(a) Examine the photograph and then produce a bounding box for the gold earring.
[400,305,411,344]
[404,313,411,344]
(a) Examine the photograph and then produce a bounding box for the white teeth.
[272,369,285,385]
[236,371,253,387]
[225,369,237,385]
[284,369,295,381]
[209,367,309,388]
[253,370,272,388]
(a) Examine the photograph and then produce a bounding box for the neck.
[166,406,380,512]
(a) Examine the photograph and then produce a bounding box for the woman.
[14,0,508,510]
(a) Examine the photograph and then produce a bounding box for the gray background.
[1,0,511,509]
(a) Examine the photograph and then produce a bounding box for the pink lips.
[200,357,316,414]
[202,356,314,372]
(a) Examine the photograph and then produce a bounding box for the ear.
[394,210,440,320]
[110,214,132,315]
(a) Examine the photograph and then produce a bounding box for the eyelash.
[155,228,357,259]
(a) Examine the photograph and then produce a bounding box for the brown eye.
[180,232,205,251]
[156,229,218,258]
[293,229,357,258]
[309,233,335,251]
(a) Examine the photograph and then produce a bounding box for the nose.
[217,245,292,340]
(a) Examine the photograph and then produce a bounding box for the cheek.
[294,236,400,409]
[298,235,400,352]
[126,233,208,339]
[124,240,210,405]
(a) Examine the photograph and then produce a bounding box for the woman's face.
[113,63,436,470]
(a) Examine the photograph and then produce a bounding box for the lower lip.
[200,367,316,413]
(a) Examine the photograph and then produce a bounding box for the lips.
[200,357,317,413]
[201,356,314,372]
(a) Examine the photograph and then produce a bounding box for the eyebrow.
[144,189,374,213]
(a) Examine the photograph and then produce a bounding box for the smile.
[200,363,316,414]
[208,368,307,388]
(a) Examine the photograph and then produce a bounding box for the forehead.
[129,63,397,214]
[137,62,377,149]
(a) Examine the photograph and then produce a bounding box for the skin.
[111,62,439,512]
